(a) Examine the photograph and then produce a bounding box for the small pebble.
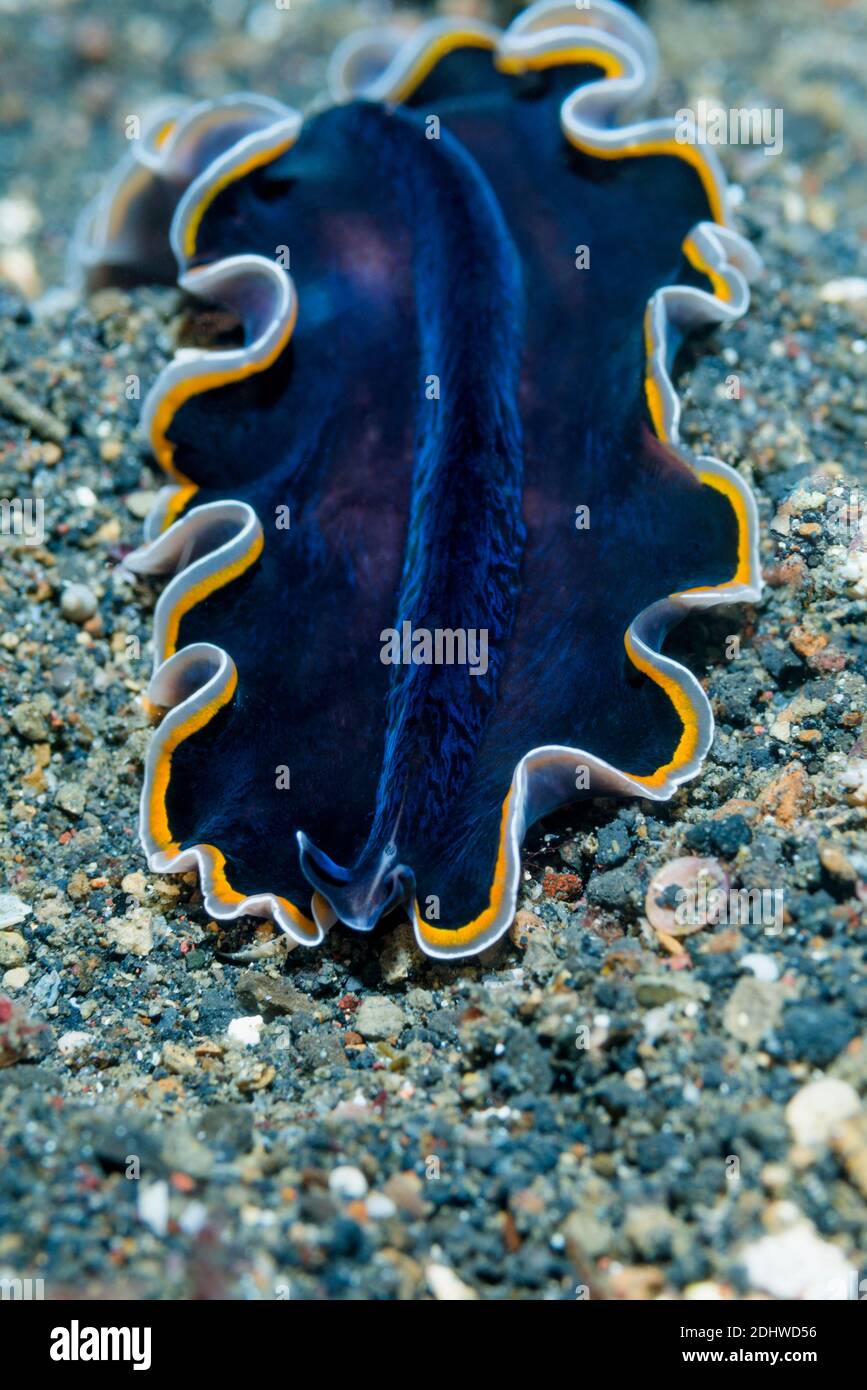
[328,1165,368,1201]
[125,489,158,519]
[2,966,29,990]
[0,932,28,968]
[0,894,31,929]
[60,582,97,624]
[137,1181,170,1238]
[55,782,86,818]
[740,953,779,982]
[227,1015,264,1047]
[354,995,407,1040]
[106,909,153,957]
[739,1223,852,1300]
[425,1263,479,1301]
[366,1193,397,1220]
[785,1079,860,1147]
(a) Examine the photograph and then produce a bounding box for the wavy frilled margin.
[76,0,762,960]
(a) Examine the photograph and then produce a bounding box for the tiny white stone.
[426,1262,479,1301]
[137,1180,170,1237]
[328,1165,368,1201]
[0,894,31,929]
[740,1223,852,1300]
[684,1281,726,1300]
[57,1030,92,1056]
[178,1201,209,1236]
[366,1193,397,1220]
[643,1004,674,1043]
[125,489,158,519]
[227,1014,263,1046]
[60,583,97,624]
[785,1078,860,1147]
[741,953,779,982]
[819,276,867,304]
[0,196,40,244]
[840,756,867,800]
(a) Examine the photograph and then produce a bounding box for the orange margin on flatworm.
[106,119,177,241]
[683,234,732,303]
[181,130,298,260]
[157,528,264,664]
[623,628,701,790]
[161,483,198,531]
[149,287,298,531]
[145,663,318,938]
[385,29,498,105]
[150,291,298,475]
[642,300,667,441]
[140,243,309,930]
[684,466,752,592]
[642,255,730,442]
[564,129,727,229]
[106,165,151,243]
[204,847,319,939]
[413,603,706,946]
[495,46,624,78]
[148,660,239,856]
[414,788,513,950]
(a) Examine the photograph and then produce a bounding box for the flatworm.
[76,0,762,959]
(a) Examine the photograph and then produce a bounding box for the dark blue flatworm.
[77,0,762,958]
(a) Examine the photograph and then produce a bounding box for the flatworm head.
[78,0,762,959]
